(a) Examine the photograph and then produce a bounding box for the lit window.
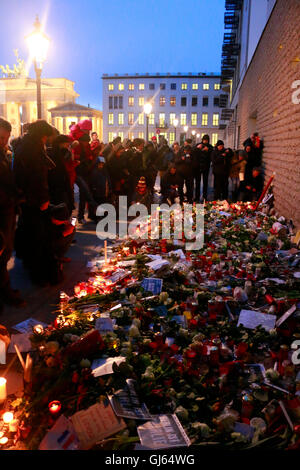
[128,132,134,140]
[108,84,114,90]
[138,131,144,139]
[128,113,134,125]
[213,114,219,126]
[170,96,176,106]
[139,83,145,90]
[118,131,124,139]
[159,113,165,126]
[212,133,218,146]
[138,113,144,125]
[169,113,176,125]
[192,83,198,90]
[181,83,187,90]
[203,83,209,90]
[180,113,186,125]
[149,132,155,139]
[214,83,220,90]
[129,83,134,90]
[108,132,114,142]
[149,113,155,125]
[159,96,166,106]
[169,132,175,145]
[118,113,124,125]
[108,113,114,125]
[139,96,145,106]
[191,113,197,126]
[128,96,134,106]
[119,83,124,90]
[202,113,208,126]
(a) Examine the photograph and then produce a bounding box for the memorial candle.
[0,377,6,404]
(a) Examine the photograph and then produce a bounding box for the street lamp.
[26,15,50,119]
[143,102,152,142]
[184,125,188,141]
[192,130,196,143]
[173,118,178,141]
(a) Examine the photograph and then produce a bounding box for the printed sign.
[137,414,191,449]
[91,357,126,377]
[141,278,163,295]
[109,379,153,420]
[39,415,79,450]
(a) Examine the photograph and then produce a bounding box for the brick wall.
[237,0,300,227]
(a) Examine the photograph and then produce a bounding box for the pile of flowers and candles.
[4,201,300,450]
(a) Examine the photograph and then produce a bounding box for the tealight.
[33,324,44,334]
[0,437,8,445]
[2,412,14,424]
[48,400,61,416]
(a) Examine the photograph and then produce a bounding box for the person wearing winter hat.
[193,134,213,202]
[211,140,233,200]
[131,176,152,211]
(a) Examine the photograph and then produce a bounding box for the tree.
[0,49,28,78]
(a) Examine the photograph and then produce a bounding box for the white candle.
[0,377,6,404]
[2,412,13,424]
[9,418,19,433]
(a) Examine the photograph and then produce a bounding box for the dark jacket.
[48,147,74,214]
[174,151,193,178]
[89,166,112,202]
[245,173,264,199]
[161,169,183,197]
[244,147,262,183]
[0,149,16,222]
[192,137,213,172]
[13,134,54,208]
[211,148,233,176]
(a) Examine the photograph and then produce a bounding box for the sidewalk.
[2,221,102,331]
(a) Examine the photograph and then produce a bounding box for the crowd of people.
[0,114,265,311]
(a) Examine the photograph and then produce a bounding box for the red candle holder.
[48,401,61,417]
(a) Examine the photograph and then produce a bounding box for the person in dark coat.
[13,120,60,285]
[244,143,262,184]
[174,145,194,203]
[106,144,130,204]
[193,134,213,202]
[89,156,112,205]
[160,164,183,205]
[211,140,233,200]
[244,167,264,202]
[0,118,25,309]
[48,135,74,216]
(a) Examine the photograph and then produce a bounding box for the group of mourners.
[0,113,264,311]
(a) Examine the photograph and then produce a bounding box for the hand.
[40,201,49,211]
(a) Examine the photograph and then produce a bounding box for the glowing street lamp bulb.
[173,118,179,127]
[25,16,50,67]
[144,102,152,115]
[2,412,14,424]
[192,130,196,136]
[184,125,188,132]
[196,133,200,138]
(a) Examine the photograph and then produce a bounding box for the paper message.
[237,309,276,331]
[70,401,126,450]
[39,415,79,450]
[91,357,126,377]
[141,278,163,295]
[137,414,191,449]
[13,318,48,334]
[109,379,153,420]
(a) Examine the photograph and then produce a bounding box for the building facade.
[228,0,300,226]
[221,0,277,147]
[49,102,103,140]
[102,73,227,145]
[0,77,79,138]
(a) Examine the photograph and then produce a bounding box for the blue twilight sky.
[0,0,225,110]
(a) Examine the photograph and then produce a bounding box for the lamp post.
[173,118,178,142]
[26,15,50,119]
[143,102,152,142]
[184,125,188,141]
